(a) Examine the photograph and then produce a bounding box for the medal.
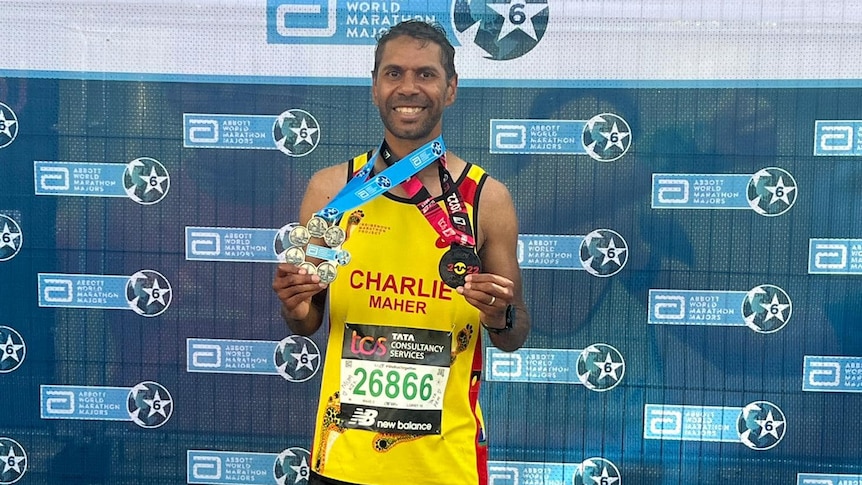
[323,225,346,247]
[306,216,329,238]
[283,246,305,265]
[281,216,351,283]
[317,261,338,284]
[438,244,481,289]
[298,262,318,275]
[288,226,311,247]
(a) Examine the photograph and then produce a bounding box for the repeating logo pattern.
[0,327,25,373]
[275,336,321,382]
[122,157,171,205]
[0,102,18,149]
[578,229,628,277]
[573,457,621,485]
[736,401,786,450]
[273,109,320,157]
[127,381,174,429]
[125,270,173,317]
[453,0,550,60]
[582,113,632,162]
[741,284,792,333]
[0,215,22,262]
[746,167,798,216]
[273,447,311,485]
[576,343,625,392]
[0,437,26,484]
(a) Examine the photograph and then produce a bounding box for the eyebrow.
[379,63,442,73]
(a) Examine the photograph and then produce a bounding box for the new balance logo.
[346,408,378,427]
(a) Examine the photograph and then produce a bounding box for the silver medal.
[323,225,346,247]
[306,216,329,238]
[317,261,338,284]
[284,246,305,265]
[288,225,311,247]
[298,262,318,275]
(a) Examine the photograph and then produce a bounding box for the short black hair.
[373,20,457,81]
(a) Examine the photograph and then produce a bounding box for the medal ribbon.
[382,144,476,248]
[314,136,445,222]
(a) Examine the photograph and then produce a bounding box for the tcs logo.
[350,331,386,357]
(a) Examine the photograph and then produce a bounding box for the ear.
[371,73,380,107]
[445,74,458,107]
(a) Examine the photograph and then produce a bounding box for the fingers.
[273,263,327,314]
[457,273,513,310]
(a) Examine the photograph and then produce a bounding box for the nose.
[396,72,420,95]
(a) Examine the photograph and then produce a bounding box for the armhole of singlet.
[347,149,375,183]
[472,168,489,251]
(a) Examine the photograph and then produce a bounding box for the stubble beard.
[378,100,442,142]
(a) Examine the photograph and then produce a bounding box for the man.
[272,20,530,485]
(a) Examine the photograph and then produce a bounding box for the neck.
[383,131,442,159]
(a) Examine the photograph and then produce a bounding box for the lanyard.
[381,143,476,248]
[314,136,445,222]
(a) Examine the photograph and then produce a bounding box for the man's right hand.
[272,263,327,335]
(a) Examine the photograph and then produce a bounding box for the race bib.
[339,323,452,435]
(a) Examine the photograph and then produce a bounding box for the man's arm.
[458,176,530,351]
[272,163,348,336]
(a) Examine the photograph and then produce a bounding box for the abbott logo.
[191,455,222,480]
[647,408,682,436]
[491,123,527,151]
[813,243,848,270]
[652,294,685,321]
[275,0,337,37]
[187,119,219,144]
[409,153,424,168]
[44,390,75,415]
[806,360,841,388]
[190,343,222,368]
[37,166,70,191]
[490,352,522,379]
[656,178,689,204]
[817,124,853,152]
[189,231,221,256]
[488,465,519,485]
[41,278,74,303]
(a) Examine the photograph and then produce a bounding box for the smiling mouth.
[394,106,424,114]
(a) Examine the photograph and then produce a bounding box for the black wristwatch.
[483,304,516,334]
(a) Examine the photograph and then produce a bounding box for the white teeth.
[395,107,423,114]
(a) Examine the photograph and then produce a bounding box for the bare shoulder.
[299,161,351,220]
[478,174,514,208]
[307,162,351,199]
[475,171,518,250]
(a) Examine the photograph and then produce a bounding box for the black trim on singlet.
[308,470,364,485]
[344,149,489,249]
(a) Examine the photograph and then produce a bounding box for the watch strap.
[483,304,515,334]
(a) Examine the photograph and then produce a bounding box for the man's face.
[372,35,457,143]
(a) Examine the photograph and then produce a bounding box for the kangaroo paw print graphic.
[451,323,474,364]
